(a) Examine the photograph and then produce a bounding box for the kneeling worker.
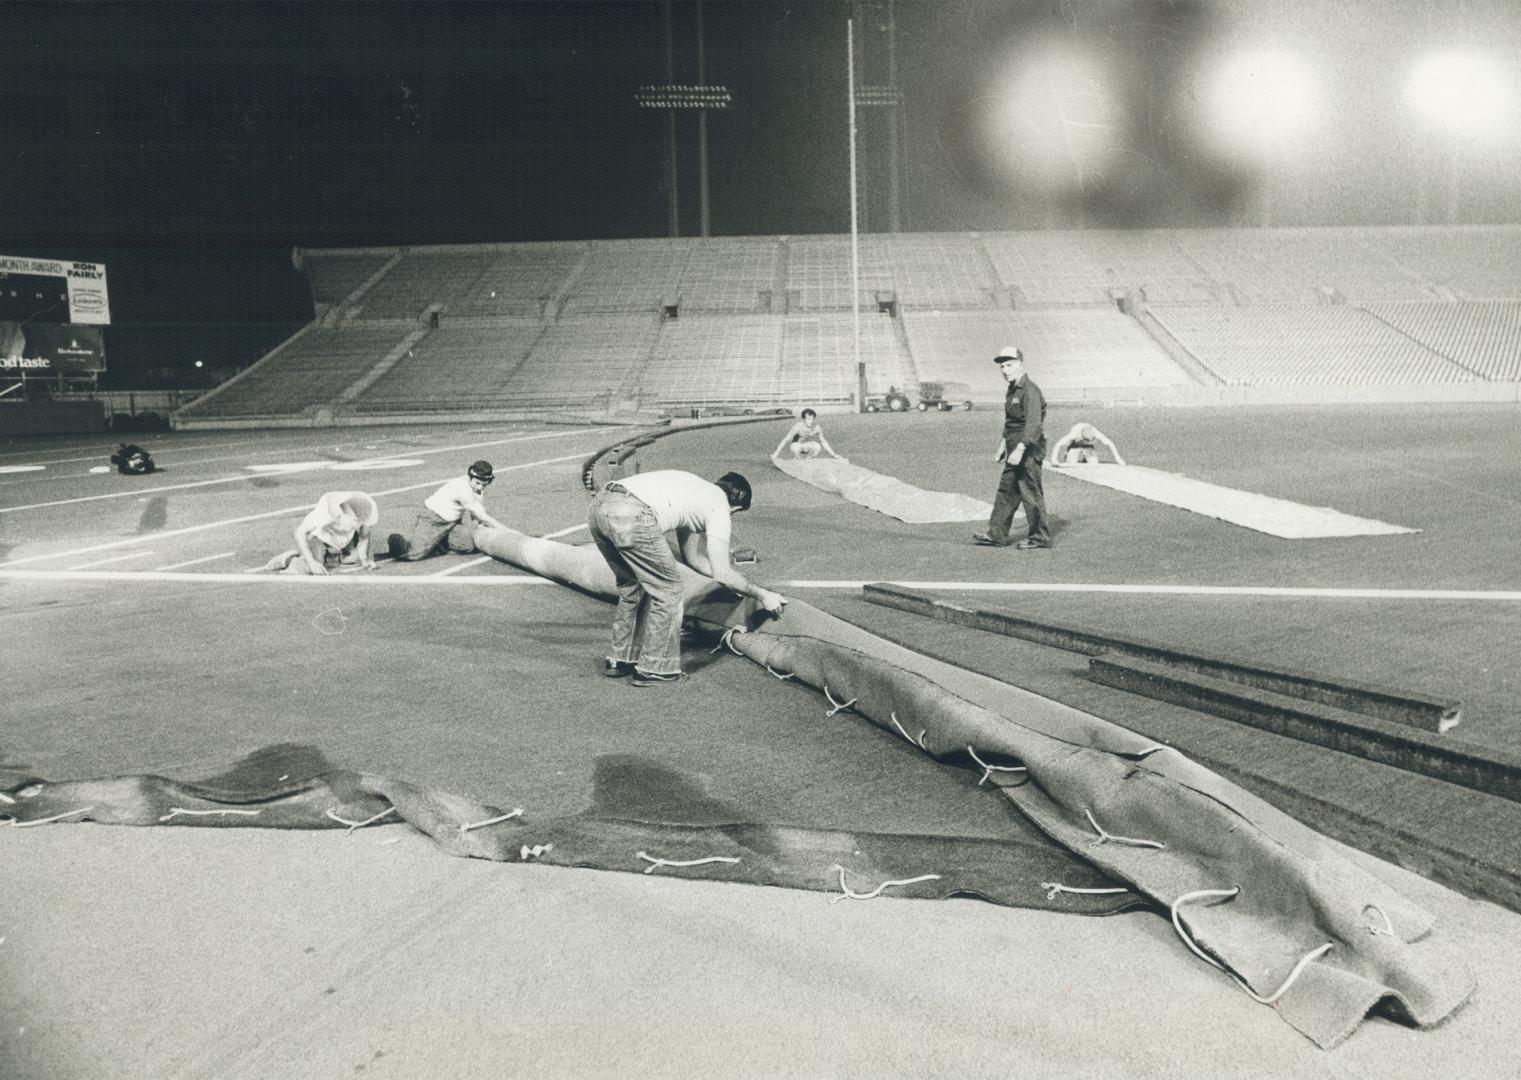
[261,491,379,574]
[589,469,787,687]
[1051,422,1125,466]
[388,459,507,561]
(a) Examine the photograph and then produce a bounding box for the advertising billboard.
[0,255,111,325]
[0,321,106,373]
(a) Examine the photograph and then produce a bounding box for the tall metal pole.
[697,0,711,237]
[884,0,902,232]
[848,18,862,411]
[663,0,680,237]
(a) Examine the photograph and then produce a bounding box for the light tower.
[636,1,731,238]
[850,0,905,233]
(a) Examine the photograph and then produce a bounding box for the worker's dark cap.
[716,471,752,511]
[468,460,494,482]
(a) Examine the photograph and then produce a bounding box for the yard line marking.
[432,555,493,577]
[70,551,156,569]
[0,569,557,586]
[0,426,617,515]
[774,580,1521,601]
[543,523,588,539]
[0,451,589,567]
[156,551,238,571]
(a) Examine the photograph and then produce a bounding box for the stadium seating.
[1148,304,1476,385]
[181,325,417,418]
[1360,301,1521,382]
[177,226,1521,426]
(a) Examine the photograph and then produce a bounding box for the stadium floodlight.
[1196,49,1317,164]
[972,38,1122,195]
[1407,51,1509,138]
[635,84,731,110]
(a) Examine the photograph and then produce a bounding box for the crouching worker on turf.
[261,491,379,574]
[387,459,506,561]
[1051,422,1125,466]
[772,407,843,461]
[589,469,787,687]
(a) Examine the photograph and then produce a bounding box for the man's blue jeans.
[589,488,684,676]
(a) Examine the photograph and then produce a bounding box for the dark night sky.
[3,0,1518,383]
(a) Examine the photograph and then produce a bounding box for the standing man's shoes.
[603,660,636,678]
[1014,539,1052,550]
[971,532,1010,547]
[631,670,687,687]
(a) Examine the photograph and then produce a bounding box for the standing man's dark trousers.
[987,451,1050,546]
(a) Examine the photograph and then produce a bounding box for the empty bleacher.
[181,325,416,419]
[639,315,784,408]
[353,251,496,320]
[675,238,781,313]
[1361,301,1521,382]
[173,225,1521,427]
[561,240,690,315]
[1148,304,1476,386]
[778,314,911,404]
[349,321,543,414]
[305,252,396,306]
[903,309,1191,399]
[1368,226,1521,300]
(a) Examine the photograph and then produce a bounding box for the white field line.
[3,569,1519,603]
[0,426,615,515]
[0,451,590,567]
[0,569,555,586]
[773,580,1521,601]
[156,551,237,571]
[70,551,156,569]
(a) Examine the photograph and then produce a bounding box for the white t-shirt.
[615,470,732,546]
[425,476,488,522]
[300,491,378,550]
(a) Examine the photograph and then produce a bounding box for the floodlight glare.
[1197,50,1317,163]
[973,38,1120,195]
[1408,51,1509,138]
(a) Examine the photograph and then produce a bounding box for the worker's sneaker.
[971,532,1011,547]
[387,533,410,559]
[1014,539,1052,550]
[631,670,687,687]
[603,660,636,678]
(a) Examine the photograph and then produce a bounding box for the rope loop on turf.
[1040,881,1133,901]
[1170,886,1334,1005]
[460,808,524,834]
[1084,808,1166,850]
[966,745,1027,786]
[830,866,942,904]
[823,685,857,717]
[159,807,263,823]
[637,851,741,875]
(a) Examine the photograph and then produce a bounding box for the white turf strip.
[1054,463,1418,538]
[2,568,1519,601]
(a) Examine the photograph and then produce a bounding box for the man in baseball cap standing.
[388,459,508,561]
[972,346,1052,549]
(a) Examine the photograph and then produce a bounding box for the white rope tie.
[888,712,928,750]
[966,745,1027,786]
[831,866,943,904]
[1363,904,1396,937]
[460,807,524,834]
[159,807,263,823]
[15,806,94,827]
[1170,887,1334,1005]
[1041,881,1133,901]
[637,851,741,875]
[520,843,554,861]
[1084,808,1166,850]
[764,663,795,680]
[823,685,857,717]
[325,806,397,833]
[709,626,746,655]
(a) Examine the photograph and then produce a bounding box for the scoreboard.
[0,254,110,375]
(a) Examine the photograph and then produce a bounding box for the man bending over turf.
[1050,422,1126,466]
[261,491,379,575]
[388,459,507,561]
[589,469,787,687]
